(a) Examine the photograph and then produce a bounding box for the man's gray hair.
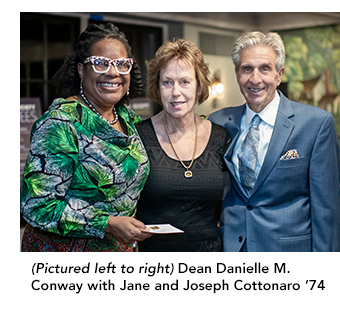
[231,31,285,72]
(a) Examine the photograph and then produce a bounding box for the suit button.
[247,205,253,210]
[238,236,243,242]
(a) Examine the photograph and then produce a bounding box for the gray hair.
[231,31,285,72]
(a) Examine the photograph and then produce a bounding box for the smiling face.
[78,38,130,109]
[159,58,197,119]
[236,45,284,113]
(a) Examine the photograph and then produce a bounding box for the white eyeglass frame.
[83,56,134,74]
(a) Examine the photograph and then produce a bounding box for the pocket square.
[280,149,299,160]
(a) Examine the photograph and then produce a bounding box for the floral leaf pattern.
[21,98,149,239]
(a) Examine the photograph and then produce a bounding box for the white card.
[145,224,184,234]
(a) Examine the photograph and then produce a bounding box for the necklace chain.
[164,113,198,178]
[80,83,118,125]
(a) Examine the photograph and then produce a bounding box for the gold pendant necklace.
[164,113,197,178]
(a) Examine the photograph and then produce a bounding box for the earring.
[126,89,130,97]
[80,80,83,94]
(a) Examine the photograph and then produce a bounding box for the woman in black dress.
[136,38,231,252]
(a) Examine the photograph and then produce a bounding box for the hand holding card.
[143,224,184,234]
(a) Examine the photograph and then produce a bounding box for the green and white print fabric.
[21,98,149,239]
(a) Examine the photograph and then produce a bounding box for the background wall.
[183,23,244,115]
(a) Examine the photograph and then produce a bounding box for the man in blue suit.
[209,31,340,251]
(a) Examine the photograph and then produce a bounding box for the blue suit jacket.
[209,91,340,252]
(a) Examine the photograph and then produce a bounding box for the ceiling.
[117,12,340,33]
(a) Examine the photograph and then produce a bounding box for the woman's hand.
[105,216,153,244]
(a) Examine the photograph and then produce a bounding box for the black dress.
[136,119,231,252]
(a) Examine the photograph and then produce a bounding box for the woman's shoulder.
[47,97,82,120]
[135,118,153,135]
[48,97,78,112]
[29,98,80,138]
[31,98,84,132]
[135,118,158,146]
[136,112,163,132]
[118,105,143,124]
[210,120,232,147]
[211,121,229,134]
[198,115,230,139]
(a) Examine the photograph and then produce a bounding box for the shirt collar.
[245,91,280,127]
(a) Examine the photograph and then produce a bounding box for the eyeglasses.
[83,56,134,74]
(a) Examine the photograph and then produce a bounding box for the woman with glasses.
[135,39,231,252]
[21,23,152,252]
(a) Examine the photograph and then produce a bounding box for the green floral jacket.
[21,98,149,239]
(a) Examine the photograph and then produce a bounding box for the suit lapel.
[251,92,295,195]
[223,105,249,198]
[224,104,245,162]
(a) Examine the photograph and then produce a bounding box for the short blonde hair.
[146,38,211,106]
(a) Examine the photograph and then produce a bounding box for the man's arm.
[310,113,340,251]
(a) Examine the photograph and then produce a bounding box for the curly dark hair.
[53,23,143,105]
